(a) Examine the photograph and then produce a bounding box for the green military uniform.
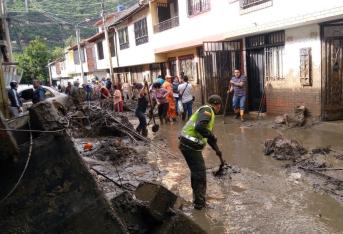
[179,105,221,209]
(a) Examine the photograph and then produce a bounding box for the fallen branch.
[90,167,135,191]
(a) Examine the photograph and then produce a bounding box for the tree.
[65,35,76,48]
[51,47,65,60]
[16,38,51,84]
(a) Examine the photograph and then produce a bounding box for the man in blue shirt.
[229,69,247,121]
[32,80,46,104]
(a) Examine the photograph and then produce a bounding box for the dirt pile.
[273,105,312,128]
[264,136,343,204]
[264,135,307,160]
[82,138,145,165]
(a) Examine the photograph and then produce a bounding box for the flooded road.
[146,117,343,233]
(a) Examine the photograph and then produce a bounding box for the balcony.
[153,16,179,33]
[240,0,272,14]
[120,42,129,50]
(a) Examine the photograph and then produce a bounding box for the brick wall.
[266,88,321,118]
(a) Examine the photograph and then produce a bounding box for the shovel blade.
[152,124,159,132]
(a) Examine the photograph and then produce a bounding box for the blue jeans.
[135,110,147,131]
[182,101,193,120]
[232,95,246,110]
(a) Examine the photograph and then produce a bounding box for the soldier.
[179,94,224,210]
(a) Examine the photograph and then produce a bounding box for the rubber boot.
[234,108,240,119]
[136,126,141,134]
[142,128,148,137]
[240,110,245,122]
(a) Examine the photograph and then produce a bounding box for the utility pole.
[25,0,29,12]
[102,1,115,84]
[75,26,86,84]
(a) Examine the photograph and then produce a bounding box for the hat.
[208,94,222,105]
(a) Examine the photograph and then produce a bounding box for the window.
[109,36,116,57]
[118,27,129,50]
[73,48,85,64]
[239,0,272,14]
[97,41,104,60]
[188,0,210,16]
[134,18,149,46]
[246,31,285,80]
[43,88,54,98]
[265,46,284,80]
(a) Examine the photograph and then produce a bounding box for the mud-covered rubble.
[272,105,319,129]
[264,135,307,160]
[1,101,206,233]
[264,135,343,204]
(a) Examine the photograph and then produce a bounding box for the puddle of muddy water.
[146,116,343,233]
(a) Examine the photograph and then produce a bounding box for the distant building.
[52,0,343,120]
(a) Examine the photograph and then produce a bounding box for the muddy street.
[135,116,343,233]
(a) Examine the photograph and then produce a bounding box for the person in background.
[100,85,111,107]
[122,81,131,102]
[65,82,72,95]
[152,82,169,125]
[106,78,112,92]
[32,79,46,104]
[8,81,22,117]
[178,76,193,121]
[172,76,180,115]
[135,84,149,137]
[162,75,177,122]
[229,69,247,122]
[85,81,93,102]
[113,85,123,112]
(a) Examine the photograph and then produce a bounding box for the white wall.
[115,7,161,67]
[153,0,343,53]
[279,24,321,89]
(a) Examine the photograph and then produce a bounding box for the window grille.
[109,36,116,57]
[188,0,210,16]
[134,18,149,46]
[97,42,104,60]
[265,46,284,80]
[118,27,130,50]
[239,0,272,14]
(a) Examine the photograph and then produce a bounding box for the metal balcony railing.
[153,16,179,33]
[239,0,272,14]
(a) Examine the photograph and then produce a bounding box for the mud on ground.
[264,136,343,204]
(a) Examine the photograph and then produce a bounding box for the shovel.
[145,80,159,132]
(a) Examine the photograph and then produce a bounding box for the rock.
[135,182,178,221]
[274,115,286,124]
[151,210,206,234]
[29,101,65,132]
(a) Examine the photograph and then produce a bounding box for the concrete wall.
[266,24,322,117]
[115,7,161,67]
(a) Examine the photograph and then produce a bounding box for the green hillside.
[7,0,133,51]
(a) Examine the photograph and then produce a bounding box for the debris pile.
[82,138,145,165]
[264,135,307,160]
[273,105,307,128]
[264,135,343,204]
[0,101,206,233]
[213,163,241,177]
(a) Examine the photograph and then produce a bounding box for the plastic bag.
[178,100,184,113]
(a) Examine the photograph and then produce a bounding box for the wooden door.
[322,21,343,120]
